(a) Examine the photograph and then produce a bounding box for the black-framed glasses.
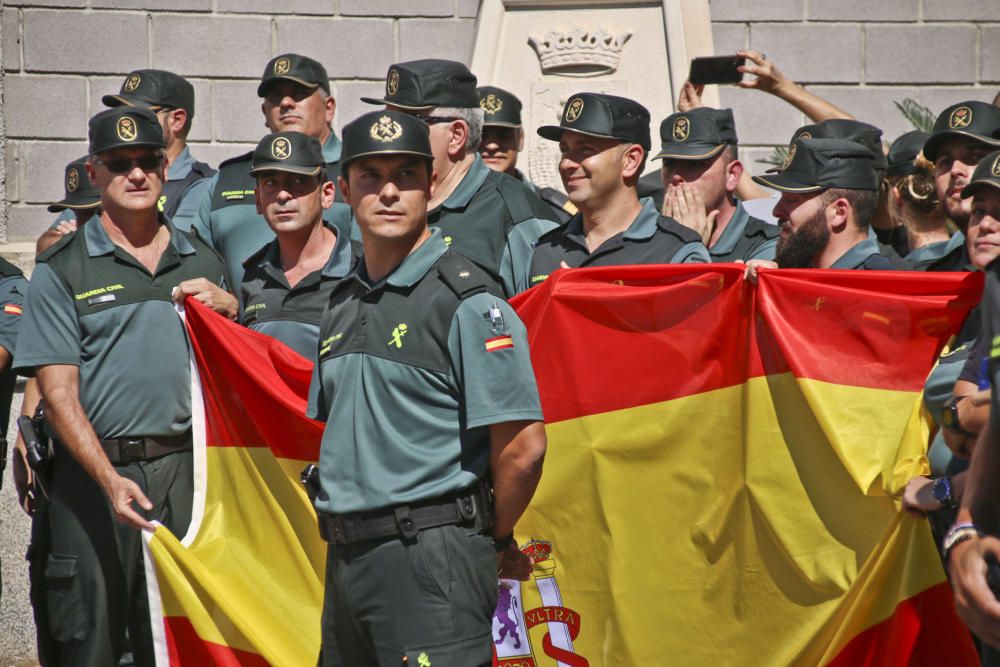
[94,154,164,174]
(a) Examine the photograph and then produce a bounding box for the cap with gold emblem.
[102,69,195,116]
[537,92,651,151]
[249,131,325,176]
[340,110,433,169]
[477,86,522,128]
[257,53,331,97]
[653,107,737,161]
[923,101,1000,163]
[48,156,101,213]
[960,149,1000,199]
[752,138,879,193]
[361,60,478,110]
[88,107,165,155]
[770,119,887,174]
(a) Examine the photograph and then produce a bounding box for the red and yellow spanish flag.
[146,265,983,666]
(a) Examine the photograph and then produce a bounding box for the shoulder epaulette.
[36,229,78,263]
[0,256,24,278]
[437,251,495,299]
[492,171,544,224]
[181,228,225,264]
[190,160,217,179]
[744,215,780,240]
[217,151,254,171]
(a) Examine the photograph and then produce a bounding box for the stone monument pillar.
[471,0,716,190]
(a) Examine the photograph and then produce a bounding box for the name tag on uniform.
[88,294,117,307]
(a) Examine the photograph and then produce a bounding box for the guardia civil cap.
[48,156,100,213]
[257,53,331,97]
[923,101,1000,162]
[102,70,195,116]
[88,107,165,155]
[537,92,651,151]
[340,110,433,169]
[753,138,879,193]
[478,86,522,127]
[772,119,887,173]
[250,131,325,176]
[361,60,479,110]
[653,107,737,161]
[960,149,1000,199]
[887,130,930,177]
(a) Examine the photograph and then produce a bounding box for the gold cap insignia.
[950,106,972,129]
[387,69,400,96]
[565,98,584,123]
[371,115,403,143]
[480,94,503,115]
[116,116,138,142]
[782,143,797,170]
[124,74,141,93]
[672,117,690,142]
[992,153,1000,178]
[271,136,292,160]
[274,57,291,75]
[67,168,79,192]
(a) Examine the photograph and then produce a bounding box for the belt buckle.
[119,438,145,463]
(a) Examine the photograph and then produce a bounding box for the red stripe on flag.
[825,582,978,667]
[164,616,271,667]
[510,265,980,424]
[3,303,22,315]
[183,297,324,460]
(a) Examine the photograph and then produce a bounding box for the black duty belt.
[318,484,492,545]
[99,433,193,464]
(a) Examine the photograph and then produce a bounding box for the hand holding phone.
[689,55,745,86]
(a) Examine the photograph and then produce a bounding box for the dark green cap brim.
[341,149,433,169]
[360,96,434,111]
[257,77,324,98]
[47,199,100,213]
[249,162,323,177]
[961,179,1000,199]
[483,120,521,129]
[923,131,1000,162]
[652,143,726,161]
[752,173,825,193]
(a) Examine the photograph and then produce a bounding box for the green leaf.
[757,145,788,167]
[894,98,936,133]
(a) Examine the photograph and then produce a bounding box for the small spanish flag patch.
[4,304,22,315]
[485,335,514,352]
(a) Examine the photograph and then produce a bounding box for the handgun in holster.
[300,464,320,503]
[18,403,53,499]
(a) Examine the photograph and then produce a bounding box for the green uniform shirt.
[522,197,710,292]
[238,225,358,358]
[709,200,778,263]
[906,239,952,266]
[429,156,558,297]
[828,237,895,270]
[14,218,225,439]
[917,232,971,272]
[175,133,351,288]
[307,228,543,515]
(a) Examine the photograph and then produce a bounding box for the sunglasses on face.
[94,154,164,174]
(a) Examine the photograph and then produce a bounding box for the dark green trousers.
[43,447,192,667]
[320,524,497,667]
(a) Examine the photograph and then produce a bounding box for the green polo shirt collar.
[829,236,881,269]
[168,145,195,181]
[259,223,353,282]
[710,199,750,257]
[440,155,490,211]
[563,197,659,249]
[322,132,342,164]
[84,215,195,258]
[356,228,448,289]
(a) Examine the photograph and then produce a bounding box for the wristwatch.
[931,476,957,508]
[941,395,974,435]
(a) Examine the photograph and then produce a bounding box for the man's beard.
[775,211,830,268]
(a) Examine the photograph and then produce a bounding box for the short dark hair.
[822,187,879,228]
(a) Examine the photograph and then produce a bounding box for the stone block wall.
[1,0,999,662]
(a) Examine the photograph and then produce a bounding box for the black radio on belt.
[18,404,52,473]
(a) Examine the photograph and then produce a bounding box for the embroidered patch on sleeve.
[485,335,514,352]
[4,304,22,315]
